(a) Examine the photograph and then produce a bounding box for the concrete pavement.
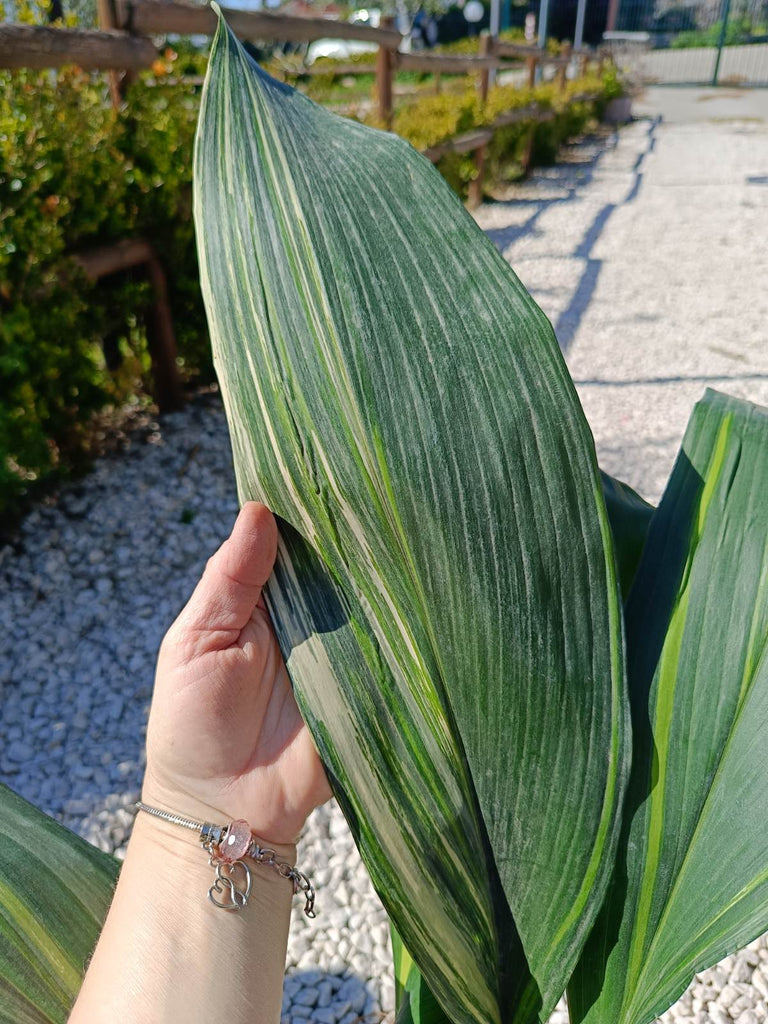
[474,88,768,503]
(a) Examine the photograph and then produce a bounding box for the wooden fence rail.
[0,7,605,127]
[397,51,499,74]
[117,0,402,46]
[0,23,155,69]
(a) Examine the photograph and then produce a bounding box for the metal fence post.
[561,42,572,90]
[536,0,550,82]
[711,0,733,86]
[573,0,587,52]
[605,0,619,33]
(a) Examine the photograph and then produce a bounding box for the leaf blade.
[569,389,768,1024]
[194,19,630,1024]
[0,784,118,1024]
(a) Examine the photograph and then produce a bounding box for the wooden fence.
[0,0,605,120]
[0,1,608,406]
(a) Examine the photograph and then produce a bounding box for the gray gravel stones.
[2,98,767,1024]
[0,395,237,848]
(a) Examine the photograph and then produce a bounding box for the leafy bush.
[390,88,482,150]
[387,71,614,195]
[671,15,767,47]
[0,24,617,527]
[435,27,563,55]
[0,57,208,524]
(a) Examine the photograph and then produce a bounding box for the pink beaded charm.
[218,819,252,863]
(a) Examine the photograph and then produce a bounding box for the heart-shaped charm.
[208,859,252,911]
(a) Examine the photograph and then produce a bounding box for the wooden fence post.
[526,53,538,89]
[96,0,125,107]
[557,42,571,92]
[477,31,492,101]
[376,16,395,128]
[145,252,184,412]
[72,239,184,412]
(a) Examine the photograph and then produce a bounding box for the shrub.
[391,89,481,150]
[671,15,767,48]
[386,70,614,196]
[0,36,618,526]
[0,59,207,524]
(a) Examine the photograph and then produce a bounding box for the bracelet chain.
[135,801,315,917]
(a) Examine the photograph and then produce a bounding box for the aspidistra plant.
[393,390,768,1024]
[0,11,766,1024]
[194,10,630,1024]
[192,16,768,1024]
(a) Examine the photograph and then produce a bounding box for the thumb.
[174,502,278,647]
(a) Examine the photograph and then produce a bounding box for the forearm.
[69,813,294,1024]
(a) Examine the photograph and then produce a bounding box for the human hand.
[142,502,331,847]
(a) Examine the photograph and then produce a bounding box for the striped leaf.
[390,468,655,1024]
[569,389,768,1024]
[393,926,450,1024]
[0,784,117,1024]
[194,14,630,1024]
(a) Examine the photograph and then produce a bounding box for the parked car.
[305,8,381,64]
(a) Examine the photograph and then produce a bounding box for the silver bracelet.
[135,801,315,917]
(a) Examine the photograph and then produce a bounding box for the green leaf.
[393,926,451,1024]
[194,15,630,1024]
[600,471,654,598]
[392,471,648,1024]
[569,389,768,1024]
[0,784,118,1024]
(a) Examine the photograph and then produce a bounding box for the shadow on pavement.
[484,116,663,354]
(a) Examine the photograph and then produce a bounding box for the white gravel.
[2,96,767,1023]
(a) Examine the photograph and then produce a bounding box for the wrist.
[139,770,299,862]
[129,810,301,914]
[72,799,296,1024]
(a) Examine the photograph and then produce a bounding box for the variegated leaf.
[600,471,654,598]
[194,14,630,1024]
[0,784,117,1024]
[569,389,768,1024]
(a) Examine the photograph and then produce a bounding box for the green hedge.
[389,72,616,196]
[0,54,208,525]
[0,51,619,526]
